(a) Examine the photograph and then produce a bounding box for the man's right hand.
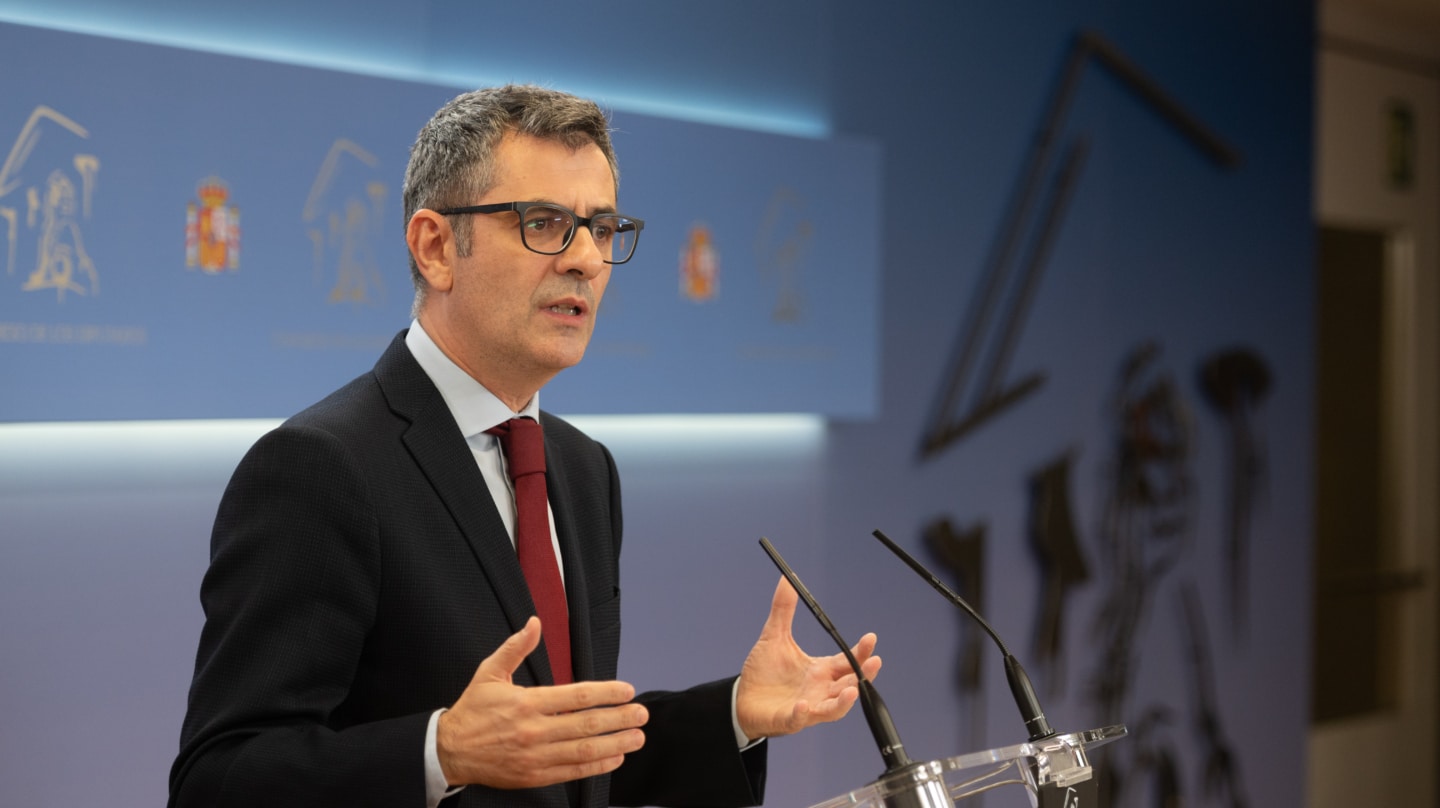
[436,616,648,789]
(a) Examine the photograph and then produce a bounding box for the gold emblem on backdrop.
[302,139,388,307]
[0,106,100,302]
[754,187,812,323]
[186,176,240,272]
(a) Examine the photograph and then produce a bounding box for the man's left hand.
[735,577,882,742]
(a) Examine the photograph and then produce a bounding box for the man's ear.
[407,209,454,293]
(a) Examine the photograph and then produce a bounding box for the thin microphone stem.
[871,529,1057,742]
[759,537,913,771]
[870,529,1013,658]
[760,538,866,672]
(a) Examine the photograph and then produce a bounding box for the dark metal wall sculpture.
[918,30,1241,461]
[1085,344,1265,808]
[1026,451,1090,697]
[910,26,1261,808]
[1180,584,1249,808]
[1090,342,1196,807]
[1198,348,1272,635]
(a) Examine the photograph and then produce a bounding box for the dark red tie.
[487,417,571,685]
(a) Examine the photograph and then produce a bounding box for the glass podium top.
[808,725,1128,808]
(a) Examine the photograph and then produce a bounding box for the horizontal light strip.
[567,414,826,456]
[566,413,822,439]
[0,414,826,487]
[0,419,281,490]
[0,13,830,138]
[0,418,282,444]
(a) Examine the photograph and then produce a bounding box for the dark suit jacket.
[169,332,766,808]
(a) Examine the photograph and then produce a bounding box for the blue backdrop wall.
[0,2,1313,807]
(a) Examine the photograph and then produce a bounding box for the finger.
[810,686,860,722]
[547,725,647,765]
[822,650,864,681]
[860,654,883,682]
[787,699,813,733]
[528,698,648,744]
[540,753,628,786]
[849,632,878,662]
[764,576,799,634]
[553,702,649,742]
[530,680,641,716]
[501,731,643,791]
[532,732,641,786]
[474,616,543,684]
[826,670,860,694]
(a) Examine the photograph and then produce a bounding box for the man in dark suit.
[169,84,881,808]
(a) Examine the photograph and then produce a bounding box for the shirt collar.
[404,319,540,438]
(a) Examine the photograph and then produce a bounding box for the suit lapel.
[373,333,554,687]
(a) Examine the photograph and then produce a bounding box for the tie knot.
[487,417,545,481]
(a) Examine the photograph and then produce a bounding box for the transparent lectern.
[807,725,1128,808]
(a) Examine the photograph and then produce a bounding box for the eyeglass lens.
[520,204,638,263]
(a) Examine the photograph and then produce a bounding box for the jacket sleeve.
[613,677,768,808]
[168,425,430,808]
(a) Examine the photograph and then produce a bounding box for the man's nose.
[562,226,607,279]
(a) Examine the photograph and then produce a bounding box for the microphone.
[759,538,952,808]
[870,529,1057,743]
[758,537,910,770]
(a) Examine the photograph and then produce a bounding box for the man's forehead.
[489,135,617,200]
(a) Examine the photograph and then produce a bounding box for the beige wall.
[1312,2,1440,805]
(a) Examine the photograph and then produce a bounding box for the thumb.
[474,616,542,684]
[763,576,799,636]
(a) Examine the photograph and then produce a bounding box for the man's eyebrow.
[570,199,617,216]
[529,198,618,216]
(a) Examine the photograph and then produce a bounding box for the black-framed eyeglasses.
[435,201,645,265]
